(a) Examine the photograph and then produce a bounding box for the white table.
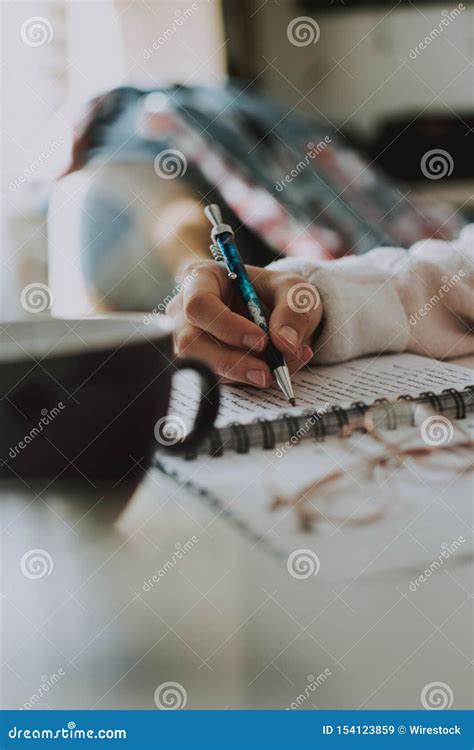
[1,359,472,711]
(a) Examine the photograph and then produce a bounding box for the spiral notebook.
[153,354,473,581]
[165,353,474,458]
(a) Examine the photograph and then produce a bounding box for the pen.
[204,204,296,406]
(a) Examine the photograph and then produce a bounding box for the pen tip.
[289,398,296,407]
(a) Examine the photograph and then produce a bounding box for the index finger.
[183,264,267,351]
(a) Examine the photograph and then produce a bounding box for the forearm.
[267,225,474,363]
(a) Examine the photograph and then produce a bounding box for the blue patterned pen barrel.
[214,232,286,372]
[204,203,295,404]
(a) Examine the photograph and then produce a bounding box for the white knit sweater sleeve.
[266,225,474,364]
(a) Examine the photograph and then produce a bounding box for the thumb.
[268,277,322,356]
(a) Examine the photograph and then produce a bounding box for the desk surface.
[1,358,473,710]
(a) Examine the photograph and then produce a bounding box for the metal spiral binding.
[282,412,300,441]
[230,422,249,453]
[179,386,473,458]
[442,387,466,419]
[258,418,275,450]
[419,390,443,413]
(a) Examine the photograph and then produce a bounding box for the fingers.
[174,322,272,388]
[167,261,322,389]
[284,345,314,375]
[181,263,266,352]
[174,318,313,387]
[267,276,322,357]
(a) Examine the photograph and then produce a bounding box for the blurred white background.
[1,0,472,319]
[0,0,225,319]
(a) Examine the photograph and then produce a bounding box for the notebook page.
[156,415,474,582]
[160,354,473,580]
[170,353,473,427]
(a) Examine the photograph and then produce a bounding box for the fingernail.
[247,369,267,387]
[279,326,298,349]
[243,334,265,351]
[302,345,313,360]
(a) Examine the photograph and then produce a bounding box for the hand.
[166,261,322,388]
